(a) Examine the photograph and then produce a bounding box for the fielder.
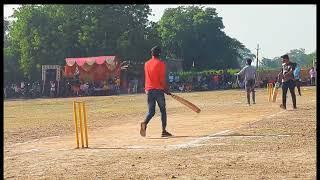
[292,62,302,96]
[235,58,257,105]
[277,54,297,109]
[140,46,173,137]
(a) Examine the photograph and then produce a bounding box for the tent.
[64,56,121,81]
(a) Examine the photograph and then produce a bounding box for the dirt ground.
[4,87,316,179]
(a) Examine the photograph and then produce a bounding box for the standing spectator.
[309,67,316,86]
[14,83,20,97]
[50,81,56,98]
[104,80,110,95]
[197,73,202,85]
[127,79,132,94]
[133,78,138,93]
[213,73,219,90]
[116,77,121,94]
[4,84,7,98]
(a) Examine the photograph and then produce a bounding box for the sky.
[4,4,317,59]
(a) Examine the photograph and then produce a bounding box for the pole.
[256,44,260,82]
[256,44,260,69]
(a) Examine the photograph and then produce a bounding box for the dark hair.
[246,58,252,65]
[281,54,289,60]
[292,62,297,68]
[151,46,161,57]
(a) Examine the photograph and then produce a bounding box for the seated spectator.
[82,82,89,96]
[88,82,94,95]
[178,83,184,92]
[79,82,85,96]
[169,72,174,84]
[175,74,180,83]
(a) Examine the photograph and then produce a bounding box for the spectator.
[293,63,302,96]
[88,82,94,96]
[133,78,138,93]
[103,81,110,95]
[4,85,7,98]
[169,72,174,84]
[174,74,180,83]
[115,77,120,94]
[128,79,133,94]
[178,83,184,92]
[50,81,56,98]
[213,73,219,89]
[309,67,316,86]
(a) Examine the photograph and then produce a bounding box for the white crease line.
[167,130,231,150]
[168,110,287,150]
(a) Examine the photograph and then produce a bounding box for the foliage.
[158,6,245,71]
[7,5,153,80]
[4,5,315,82]
[260,49,315,69]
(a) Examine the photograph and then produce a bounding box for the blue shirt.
[293,65,301,80]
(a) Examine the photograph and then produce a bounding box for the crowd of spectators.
[4,67,316,99]
[4,77,121,99]
[168,70,238,92]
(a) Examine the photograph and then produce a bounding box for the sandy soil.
[4,87,316,179]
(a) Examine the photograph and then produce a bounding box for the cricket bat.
[272,82,280,102]
[170,94,201,113]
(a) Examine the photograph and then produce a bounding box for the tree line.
[259,48,316,70]
[4,5,314,83]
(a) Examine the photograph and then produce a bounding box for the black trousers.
[282,80,296,108]
[144,89,167,131]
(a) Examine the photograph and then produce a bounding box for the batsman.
[235,58,257,105]
[277,54,297,110]
[140,46,173,137]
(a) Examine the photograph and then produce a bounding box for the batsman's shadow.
[147,135,207,140]
[85,147,147,150]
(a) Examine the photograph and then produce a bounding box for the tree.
[7,4,153,80]
[158,6,245,70]
[306,51,316,68]
[4,47,23,83]
[287,48,309,67]
[260,57,281,69]
[237,47,256,67]
[260,49,316,69]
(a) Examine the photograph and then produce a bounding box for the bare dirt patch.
[4,87,316,179]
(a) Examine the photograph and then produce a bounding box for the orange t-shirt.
[144,56,167,91]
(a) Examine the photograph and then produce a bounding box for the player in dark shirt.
[277,54,296,110]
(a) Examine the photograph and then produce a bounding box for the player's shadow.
[147,135,207,139]
[85,147,148,150]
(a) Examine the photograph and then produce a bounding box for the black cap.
[281,54,289,60]
[151,46,161,56]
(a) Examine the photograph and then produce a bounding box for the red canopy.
[64,56,121,81]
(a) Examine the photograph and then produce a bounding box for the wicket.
[73,101,88,148]
[267,83,274,102]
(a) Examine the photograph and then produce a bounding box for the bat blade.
[171,94,201,113]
